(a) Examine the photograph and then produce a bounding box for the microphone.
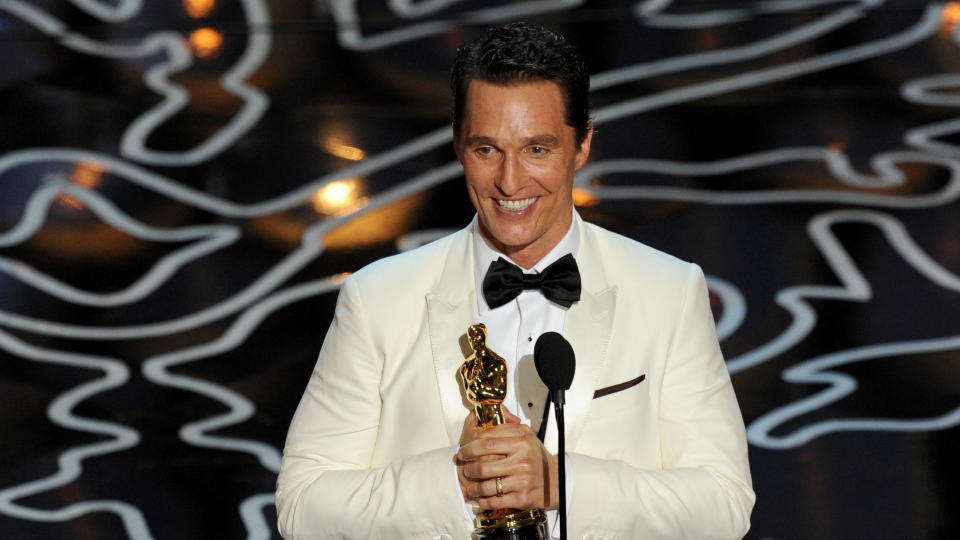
[534,332,575,540]
[535,331,575,405]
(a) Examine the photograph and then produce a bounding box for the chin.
[493,233,536,252]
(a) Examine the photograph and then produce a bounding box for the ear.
[575,123,594,169]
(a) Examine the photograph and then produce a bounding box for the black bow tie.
[482,253,581,309]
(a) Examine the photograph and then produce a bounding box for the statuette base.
[473,508,547,540]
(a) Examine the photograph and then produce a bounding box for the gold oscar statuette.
[459,323,547,540]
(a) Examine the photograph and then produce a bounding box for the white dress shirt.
[458,211,578,538]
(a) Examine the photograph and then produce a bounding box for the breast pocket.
[579,373,657,464]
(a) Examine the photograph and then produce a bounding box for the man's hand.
[456,406,559,511]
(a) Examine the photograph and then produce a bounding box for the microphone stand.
[533,331,575,540]
[553,390,567,540]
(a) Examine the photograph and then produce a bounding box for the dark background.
[1,1,959,538]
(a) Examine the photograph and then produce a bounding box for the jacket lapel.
[425,226,479,446]
[558,218,617,452]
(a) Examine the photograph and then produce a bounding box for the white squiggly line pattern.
[1,2,959,538]
[0,0,271,166]
[744,209,960,448]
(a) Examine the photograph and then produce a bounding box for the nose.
[495,151,526,197]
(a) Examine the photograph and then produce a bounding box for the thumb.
[501,404,522,424]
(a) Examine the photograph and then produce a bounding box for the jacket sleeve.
[567,264,755,539]
[275,275,472,540]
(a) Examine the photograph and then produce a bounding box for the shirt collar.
[473,207,581,315]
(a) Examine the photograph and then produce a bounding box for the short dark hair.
[450,22,591,144]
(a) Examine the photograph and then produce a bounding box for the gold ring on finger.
[495,476,503,497]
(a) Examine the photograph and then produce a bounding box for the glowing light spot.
[942,3,960,35]
[944,3,960,24]
[188,28,223,59]
[319,181,353,207]
[572,187,599,207]
[183,0,216,18]
[312,179,365,215]
[72,162,106,189]
[56,193,84,210]
[323,137,367,161]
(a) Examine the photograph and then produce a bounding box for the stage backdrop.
[1,1,959,538]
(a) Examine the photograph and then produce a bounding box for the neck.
[478,232,547,270]
[477,210,576,270]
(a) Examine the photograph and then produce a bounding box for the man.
[276,22,755,539]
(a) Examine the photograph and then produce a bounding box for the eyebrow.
[464,135,497,147]
[463,135,561,147]
[524,135,560,147]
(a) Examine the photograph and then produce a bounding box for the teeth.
[497,197,536,210]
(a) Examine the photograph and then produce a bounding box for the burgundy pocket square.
[593,374,646,399]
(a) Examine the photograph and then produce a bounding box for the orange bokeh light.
[942,3,960,34]
[312,179,366,215]
[72,161,106,189]
[188,27,223,58]
[56,192,84,210]
[323,138,367,161]
[183,0,215,18]
[572,186,599,207]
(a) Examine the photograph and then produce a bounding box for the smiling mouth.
[496,197,537,211]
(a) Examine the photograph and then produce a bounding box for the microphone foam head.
[534,332,576,391]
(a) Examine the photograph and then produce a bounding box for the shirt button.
[527,336,532,342]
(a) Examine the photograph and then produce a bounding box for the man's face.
[455,79,592,268]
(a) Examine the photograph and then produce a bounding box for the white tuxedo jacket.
[276,215,755,539]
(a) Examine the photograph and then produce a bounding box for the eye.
[529,146,547,155]
[476,146,494,156]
